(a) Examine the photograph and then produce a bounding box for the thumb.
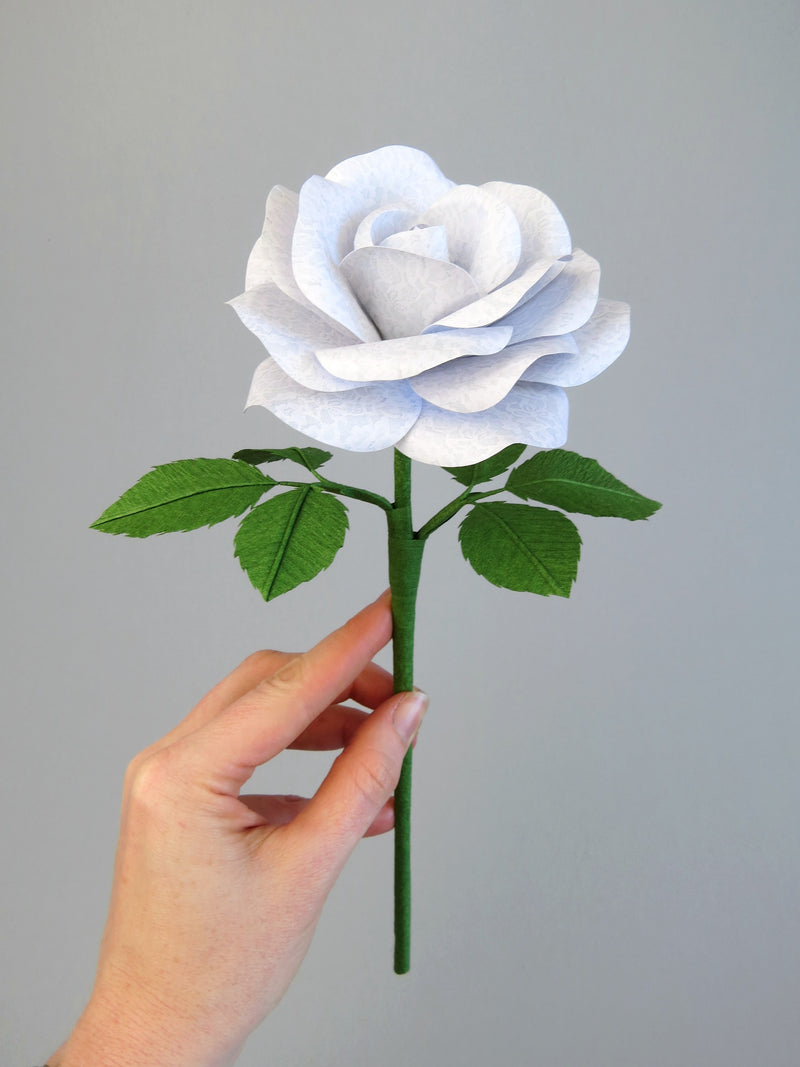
[287,688,428,879]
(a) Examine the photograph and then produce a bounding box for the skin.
[48,590,426,1067]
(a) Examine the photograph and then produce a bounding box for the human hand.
[49,590,426,1067]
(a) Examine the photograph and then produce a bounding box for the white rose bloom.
[230,146,630,466]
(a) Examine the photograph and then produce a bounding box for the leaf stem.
[387,450,424,974]
[275,479,392,512]
[470,486,507,502]
[416,484,505,541]
[417,490,471,541]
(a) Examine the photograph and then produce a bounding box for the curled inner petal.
[418,184,521,293]
[354,204,417,250]
[340,246,480,339]
[380,225,449,261]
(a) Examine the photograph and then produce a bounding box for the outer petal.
[245,186,299,293]
[418,184,521,292]
[325,145,455,213]
[428,258,565,330]
[246,358,422,451]
[316,326,513,381]
[408,336,577,413]
[292,176,382,341]
[228,284,360,391]
[396,382,569,466]
[340,246,479,339]
[521,299,630,387]
[230,282,354,347]
[481,181,572,268]
[500,250,600,342]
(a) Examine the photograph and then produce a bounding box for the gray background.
[2,2,798,1064]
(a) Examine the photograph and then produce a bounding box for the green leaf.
[443,443,527,487]
[458,502,581,597]
[91,459,274,538]
[506,449,662,520]
[234,487,348,601]
[232,446,333,473]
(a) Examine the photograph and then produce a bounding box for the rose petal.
[229,283,354,347]
[481,181,572,268]
[325,145,455,213]
[396,382,569,466]
[408,336,577,413]
[500,249,600,341]
[228,284,360,391]
[340,246,480,339]
[292,175,381,341]
[521,299,630,387]
[246,358,421,451]
[418,184,521,293]
[354,205,417,249]
[316,326,513,381]
[428,257,566,330]
[380,225,449,261]
[245,186,298,293]
[245,187,359,340]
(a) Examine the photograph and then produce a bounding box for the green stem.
[387,449,424,974]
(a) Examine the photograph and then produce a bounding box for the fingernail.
[392,688,428,743]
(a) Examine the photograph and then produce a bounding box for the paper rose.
[229,145,630,467]
[93,146,659,974]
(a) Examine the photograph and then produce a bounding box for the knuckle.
[256,654,308,697]
[239,648,283,674]
[352,747,398,804]
[125,748,181,812]
[122,750,148,789]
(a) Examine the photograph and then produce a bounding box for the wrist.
[49,987,243,1067]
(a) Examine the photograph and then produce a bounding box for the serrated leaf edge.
[445,443,527,489]
[233,447,332,473]
[460,503,579,597]
[234,487,349,602]
[510,474,660,514]
[91,460,273,531]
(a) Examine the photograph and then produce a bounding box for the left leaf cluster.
[91,452,347,601]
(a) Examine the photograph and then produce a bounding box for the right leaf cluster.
[445,446,661,598]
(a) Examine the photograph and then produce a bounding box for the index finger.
[175,590,393,795]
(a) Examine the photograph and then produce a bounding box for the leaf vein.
[262,487,312,600]
[92,482,267,525]
[482,507,561,593]
[524,477,638,499]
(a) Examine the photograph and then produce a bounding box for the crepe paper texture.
[91,146,661,975]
